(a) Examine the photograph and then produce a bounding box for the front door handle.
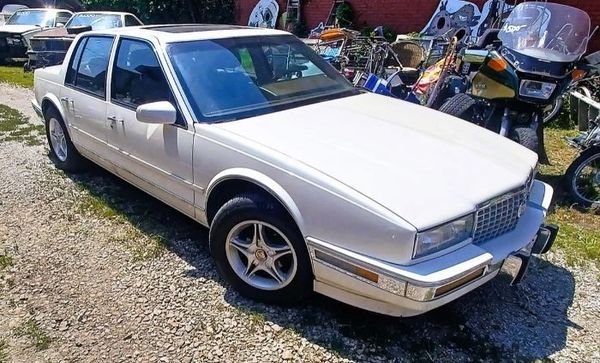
[107,116,124,123]
[107,115,124,129]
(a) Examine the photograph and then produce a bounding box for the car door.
[106,37,195,215]
[60,35,115,166]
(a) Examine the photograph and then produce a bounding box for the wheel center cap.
[255,249,268,261]
[594,172,600,185]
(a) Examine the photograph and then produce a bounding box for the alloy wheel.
[225,220,298,291]
[48,118,68,162]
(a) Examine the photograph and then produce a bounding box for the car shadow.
[65,166,578,362]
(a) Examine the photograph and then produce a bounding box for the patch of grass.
[78,193,167,260]
[0,254,13,270]
[0,66,34,89]
[15,318,50,351]
[109,228,167,261]
[0,105,44,145]
[78,193,122,220]
[236,307,266,325]
[539,127,600,266]
[0,339,8,363]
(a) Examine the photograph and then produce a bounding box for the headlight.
[519,80,556,100]
[414,214,475,259]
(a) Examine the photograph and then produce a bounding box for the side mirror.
[136,101,177,125]
[56,23,65,28]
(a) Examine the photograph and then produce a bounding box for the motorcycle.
[565,116,600,210]
[436,2,597,162]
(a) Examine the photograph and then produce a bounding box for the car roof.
[14,8,72,14]
[86,24,290,43]
[73,11,134,17]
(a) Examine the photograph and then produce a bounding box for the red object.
[235,0,600,53]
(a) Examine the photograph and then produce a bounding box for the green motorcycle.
[438,2,595,161]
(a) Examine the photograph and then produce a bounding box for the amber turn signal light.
[487,57,508,72]
[572,69,587,82]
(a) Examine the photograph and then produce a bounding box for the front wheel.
[209,193,313,304]
[509,127,539,153]
[437,93,477,121]
[565,147,600,210]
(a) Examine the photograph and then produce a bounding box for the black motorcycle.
[437,2,597,162]
[565,115,600,210]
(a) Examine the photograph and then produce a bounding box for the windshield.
[66,13,122,30]
[167,35,357,122]
[499,2,591,62]
[7,10,54,27]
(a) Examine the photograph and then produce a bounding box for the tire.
[44,106,87,172]
[438,93,477,120]
[209,193,313,304]
[565,147,600,209]
[509,127,539,152]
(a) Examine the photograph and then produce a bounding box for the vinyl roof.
[142,24,252,34]
[91,24,289,43]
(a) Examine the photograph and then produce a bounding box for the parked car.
[0,4,27,26]
[26,11,143,70]
[0,8,72,63]
[32,25,558,317]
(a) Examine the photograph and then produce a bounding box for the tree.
[82,0,235,25]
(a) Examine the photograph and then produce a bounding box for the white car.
[32,25,558,317]
[0,8,73,63]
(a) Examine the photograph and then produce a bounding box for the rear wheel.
[209,193,313,304]
[44,107,87,172]
[509,127,539,153]
[565,147,600,209]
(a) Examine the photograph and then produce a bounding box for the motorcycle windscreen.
[498,2,591,64]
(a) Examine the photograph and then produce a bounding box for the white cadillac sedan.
[32,25,558,317]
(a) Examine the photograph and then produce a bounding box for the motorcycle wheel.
[437,93,476,120]
[509,127,539,153]
[565,147,600,210]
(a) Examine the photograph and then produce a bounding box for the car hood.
[0,24,41,35]
[214,93,538,230]
[31,27,71,39]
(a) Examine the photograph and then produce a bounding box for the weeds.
[0,105,44,145]
[14,319,50,351]
[0,254,13,270]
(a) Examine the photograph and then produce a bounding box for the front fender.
[206,168,306,235]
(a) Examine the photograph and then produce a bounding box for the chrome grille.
[473,187,529,244]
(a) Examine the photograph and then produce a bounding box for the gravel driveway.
[1,83,599,362]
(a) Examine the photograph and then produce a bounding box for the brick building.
[235,0,600,52]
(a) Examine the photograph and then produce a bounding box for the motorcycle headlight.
[519,80,556,100]
[413,214,475,259]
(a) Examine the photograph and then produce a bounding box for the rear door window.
[125,15,142,27]
[65,36,114,99]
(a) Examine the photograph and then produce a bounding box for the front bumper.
[0,37,28,61]
[32,99,43,119]
[308,180,556,317]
